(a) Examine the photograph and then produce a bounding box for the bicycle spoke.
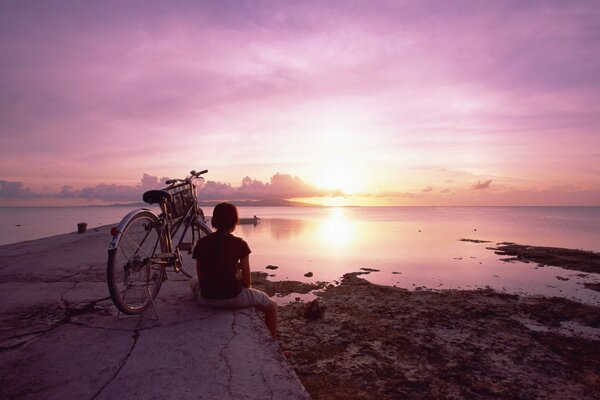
[119,229,155,261]
[107,211,167,314]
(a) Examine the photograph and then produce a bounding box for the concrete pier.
[0,226,310,399]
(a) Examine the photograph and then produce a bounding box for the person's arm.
[240,255,251,288]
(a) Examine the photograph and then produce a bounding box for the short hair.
[211,202,239,231]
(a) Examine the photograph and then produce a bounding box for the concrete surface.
[0,226,310,400]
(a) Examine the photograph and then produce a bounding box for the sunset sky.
[1,1,599,206]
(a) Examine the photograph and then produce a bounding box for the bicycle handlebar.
[164,169,208,186]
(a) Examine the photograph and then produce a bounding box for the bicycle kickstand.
[117,288,159,320]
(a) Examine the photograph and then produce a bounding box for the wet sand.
[253,243,600,399]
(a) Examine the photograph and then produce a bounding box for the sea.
[2,206,600,304]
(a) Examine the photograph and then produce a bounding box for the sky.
[1,0,599,206]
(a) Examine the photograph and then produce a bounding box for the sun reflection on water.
[318,208,356,249]
[233,207,600,305]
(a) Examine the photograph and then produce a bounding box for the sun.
[315,165,360,195]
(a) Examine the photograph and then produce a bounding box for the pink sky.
[1,1,599,206]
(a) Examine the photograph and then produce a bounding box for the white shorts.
[189,278,272,310]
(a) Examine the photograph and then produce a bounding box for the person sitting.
[190,202,277,338]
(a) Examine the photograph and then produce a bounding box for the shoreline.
[3,221,600,399]
[274,273,599,399]
[251,244,600,399]
[253,240,600,307]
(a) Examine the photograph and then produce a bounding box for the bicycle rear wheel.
[107,210,167,315]
[171,217,212,278]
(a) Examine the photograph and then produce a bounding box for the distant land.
[95,199,317,208]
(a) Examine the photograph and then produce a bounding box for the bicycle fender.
[108,208,158,251]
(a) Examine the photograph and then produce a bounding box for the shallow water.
[232,207,600,305]
[2,206,600,304]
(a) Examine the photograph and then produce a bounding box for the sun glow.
[317,207,356,248]
[300,108,369,196]
[315,165,359,194]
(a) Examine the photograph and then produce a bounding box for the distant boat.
[239,215,260,225]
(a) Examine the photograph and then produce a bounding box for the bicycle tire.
[107,210,167,315]
[173,219,212,278]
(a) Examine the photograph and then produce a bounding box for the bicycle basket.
[162,183,195,220]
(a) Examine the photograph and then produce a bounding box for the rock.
[304,272,313,277]
[303,300,326,320]
[266,265,279,270]
[360,267,380,272]
[460,238,491,243]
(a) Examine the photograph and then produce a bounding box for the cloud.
[421,186,433,193]
[54,173,170,202]
[472,180,492,190]
[0,173,338,203]
[198,173,341,200]
[0,180,44,199]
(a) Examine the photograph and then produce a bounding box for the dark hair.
[211,202,239,231]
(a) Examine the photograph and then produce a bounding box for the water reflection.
[233,212,600,305]
[317,208,357,249]
[238,218,307,242]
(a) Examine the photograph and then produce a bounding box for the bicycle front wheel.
[107,210,167,315]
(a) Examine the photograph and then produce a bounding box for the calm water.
[2,206,600,304]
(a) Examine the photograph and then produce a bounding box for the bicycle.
[106,169,212,316]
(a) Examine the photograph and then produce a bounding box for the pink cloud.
[198,173,341,200]
[0,173,338,203]
[0,180,43,199]
[472,180,493,190]
[55,173,170,202]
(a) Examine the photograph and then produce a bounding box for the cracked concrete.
[0,226,310,399]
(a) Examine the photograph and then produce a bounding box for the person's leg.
[223,288,278,339]
[189,277,200,300]
[262,299,277,339]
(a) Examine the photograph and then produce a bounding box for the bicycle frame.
[109,177,210,272]
[107,169,211,316]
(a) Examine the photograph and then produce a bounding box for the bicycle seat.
[142,190,172,204]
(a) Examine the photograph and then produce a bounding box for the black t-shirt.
[192,231,251,299]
